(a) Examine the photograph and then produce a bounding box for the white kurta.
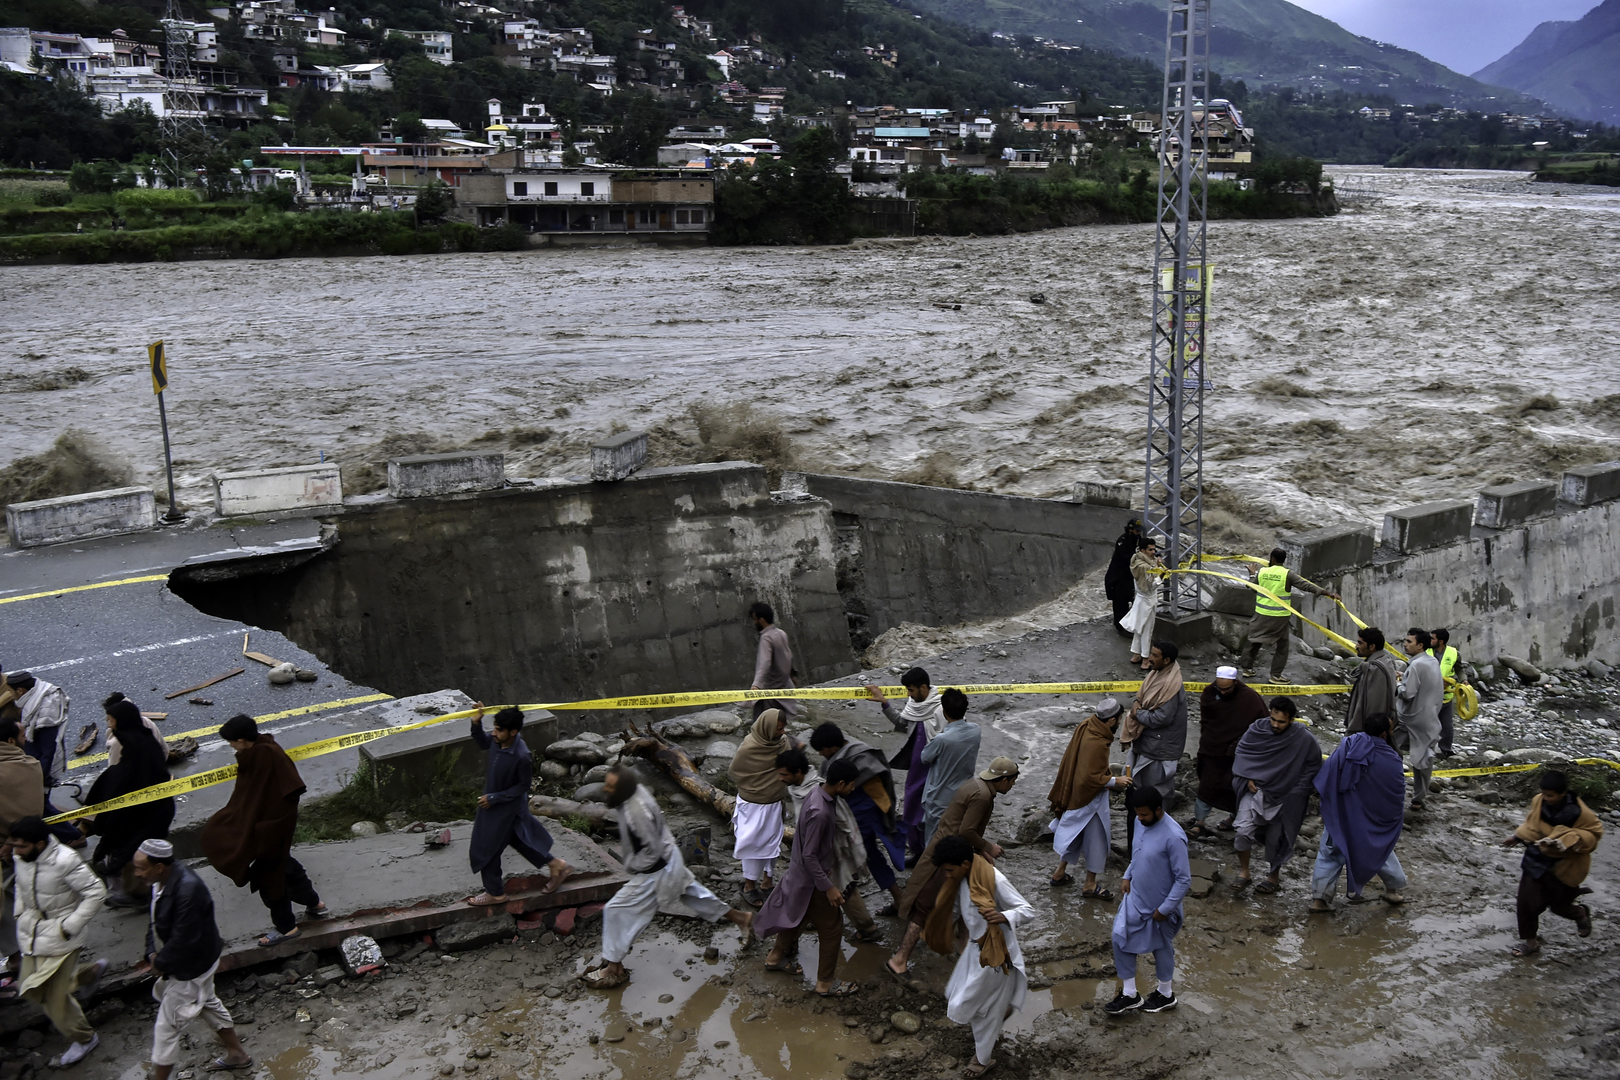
[731,797,785,861]
[1120,590,1158,657]
[944,868,1036,1065]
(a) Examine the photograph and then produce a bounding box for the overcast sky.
[1288,0,1597,74]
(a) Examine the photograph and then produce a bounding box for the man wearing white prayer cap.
[1188,667,1267,840]
[133,838,252,1076]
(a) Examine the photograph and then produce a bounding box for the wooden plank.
[140,712,168,721]
[165,667,245,700]
[243,651,280,667]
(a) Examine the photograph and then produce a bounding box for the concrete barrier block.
[1476,481,1557,529]
[1073,481,1133,508]
[1279,524,1375,579]
[590,430,647,482]
[1381,499,1475,553]
[213,464,342,517]
[387,452,505,499]
[359,709,557,801]
[5,486,155,547]
[1560,461,1620,507]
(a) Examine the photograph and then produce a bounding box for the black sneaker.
[1142,990,1178,1013]
[1104,992,1143,1015]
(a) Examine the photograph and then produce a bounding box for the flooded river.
[2,169,1619,540]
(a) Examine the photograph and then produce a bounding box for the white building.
[395,29,452,65]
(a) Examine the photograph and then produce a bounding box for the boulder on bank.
[545,740,607,766]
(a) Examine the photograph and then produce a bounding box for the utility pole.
[158,0,209,189]
[148,341,185,523]
[1142,0,1211,621]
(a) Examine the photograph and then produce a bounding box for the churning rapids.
[2,167,1617,541]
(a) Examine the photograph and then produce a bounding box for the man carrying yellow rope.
[1241,548,1341,685]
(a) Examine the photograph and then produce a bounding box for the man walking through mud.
[1503,770,1603,958]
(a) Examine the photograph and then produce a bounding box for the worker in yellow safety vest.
[1429,627,1461,759]
[1242,548,1340,684]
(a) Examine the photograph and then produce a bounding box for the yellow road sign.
[148,340,167,394]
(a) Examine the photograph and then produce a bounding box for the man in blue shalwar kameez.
[465,705,571,906]
[1107,786,1190,1016]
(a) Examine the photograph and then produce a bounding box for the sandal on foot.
[1081,885,1115,902]
[963,1058,997,1078]
[884,961,909,983]
[764,957,803,976]
[852,927,885,944]
[256,929,299,947]
[1307,899,1332,913]
[741,887,767,908]
[1254,879,1281,895]
[875,903,899,918]
[303,902,328,919]
[1575,903,1593,938]
[1184,823,1213,840]
[466,892,508,907]
[541,864,573,895]
[581,968,629,990]
[1229,876,1252,892]
[1049,873,1075,887]
[205,1057,254,1072]
[815,980,859,998]
[1510,940,1541,958]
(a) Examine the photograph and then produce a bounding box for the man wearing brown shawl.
[1046,699,1129,898]
[728,709,797,907]
[199,715,326,947]
[886,757,1018,977]
[1121,641,1188,860]
[1188,667,1266,840]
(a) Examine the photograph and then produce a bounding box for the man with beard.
[782,748,881,943]
[756,758,862,996]
[1106,787,1190,1016]
[1230,696,1322,895]
[1188,667,1266,840]
[1120,641,1188,860]
[585,766,754,989]
[808,723,905,915]
[1104,518,1142,634]
[866,667,942,862]
[1345,627,1399,735]
[1047,698,1129,898]
[1310,713,1408,911]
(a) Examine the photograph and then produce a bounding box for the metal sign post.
[149,341,184,523]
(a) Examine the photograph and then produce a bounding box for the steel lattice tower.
[159,0,209,187]
[1142,0,1211,617]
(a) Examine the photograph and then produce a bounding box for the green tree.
[414,180,451,222]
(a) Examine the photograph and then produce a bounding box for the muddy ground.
[14,613,1620,1080]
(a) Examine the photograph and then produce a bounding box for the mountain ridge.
[1471,0,1620,124]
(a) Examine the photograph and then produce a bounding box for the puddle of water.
[262,1045,345,1080]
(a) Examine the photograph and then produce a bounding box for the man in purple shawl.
[867,667,941,863]
[1309,713,1408,910]
[1230,696,1321,895]
[757,758,862,996]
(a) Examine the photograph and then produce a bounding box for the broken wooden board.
[165,667,245,699]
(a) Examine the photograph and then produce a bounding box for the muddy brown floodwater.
[3,169,1619,543]
[60,617,1620,1080]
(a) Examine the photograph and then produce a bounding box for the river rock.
[1586,659,1614,679]
[351,820,380,838]
[1498,747,1573,765]
[546,740,606,766]
[577,732,605,744]
[1188,877,1214,898]
[890,1011,922,1035]
[582,764,611,784]
[700,740,739,775]
[1016,815,1052,845]
[574,782,607,803]
[1497,655,1543,684]
[268,662,298,685]
[537,760,570,781]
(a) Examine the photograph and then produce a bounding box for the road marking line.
[0,574,170,605]
[17,630,247,674]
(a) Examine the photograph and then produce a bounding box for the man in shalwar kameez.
[1107,787,1190,1015]
[727,709,796,907]
[465,706,571,905]
[1047,698,1128,898]
[867,667,942,862]
[584,767,754,990]
[928,835,1036,1078]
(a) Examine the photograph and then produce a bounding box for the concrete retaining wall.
[173,463,855,734]
[387,452,505,498]
[5,486,155,547]
[214,464,343,517]
[1273,464,1620,667]
[794,472,1131,650]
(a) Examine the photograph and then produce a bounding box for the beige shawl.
[1122,660,1183,745]
[728,709,789,805]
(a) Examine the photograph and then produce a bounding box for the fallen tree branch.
[620,720,737,818]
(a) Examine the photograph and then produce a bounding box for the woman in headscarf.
[727,708,797,907]
[78,694,174,908]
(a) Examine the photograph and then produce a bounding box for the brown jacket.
[1515,793,1604,887]
[898,778,996,919]
[0,742,43,835]
[200,735,307,892]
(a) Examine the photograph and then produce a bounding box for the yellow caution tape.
[0,574,171,606]
[1428,758,1620,779]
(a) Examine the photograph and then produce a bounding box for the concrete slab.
[361,707,558,802]
[590,430,648,481]
[5,486,155,548]
[1561,461,1620,507]
[387,452,505,498]
[1381,499,1474,553]
[213,464,342,517]
[1279,523,1376,579]
[1475,481,1557,529]
[82,826,627,994]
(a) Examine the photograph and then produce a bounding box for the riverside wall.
[1208,468,1620,669]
